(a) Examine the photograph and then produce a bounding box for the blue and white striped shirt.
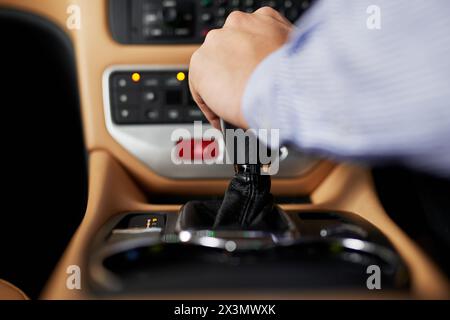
[242,0,450,177]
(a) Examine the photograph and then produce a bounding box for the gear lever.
[213,120,274,228]
[219,119,268,174]
[177,120,288,231]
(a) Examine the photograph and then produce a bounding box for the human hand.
[189,7,293,130]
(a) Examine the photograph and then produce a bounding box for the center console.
[89,210,409,294]
[103,66,318,179]
[91,1,414,297]
[89,110,410,295]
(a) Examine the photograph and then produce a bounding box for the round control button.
[146,109,160,120]
[144,91,157,102]
[119,94,128,103]
[118,79,127,87]
[120,109,130,118]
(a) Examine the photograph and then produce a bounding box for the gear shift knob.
[219,118,240,164]
[220,119,270,175]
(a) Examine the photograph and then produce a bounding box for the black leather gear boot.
[177,121,288,232]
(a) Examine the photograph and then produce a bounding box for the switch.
[301,0,311,10]
[143,108,162,123]
[185,107,206,122]
[161,0,195,32]
[284,0,293,8]
[174,28,191,36]
[142,76,160,87]
[143,12,159,25]
[143,90,157,103]
[120,109,130,118]
[115,77,128,88]
[112,0,314,44]
[119,94,128,103]
[115,89,139,105]
[166,90,183,105]
[176,139,219,161]
[112,73,140,89]
[201,12,213,23]
[162,6,178,24]
[114,107,139,124]
[165,76,182,86]
[111,213,166,235]
[216,7,226,17]
[143,27,164,38]
[166,107,183,122]
[128,213,165,229]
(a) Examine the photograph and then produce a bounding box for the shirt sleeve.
[242,0,450,177]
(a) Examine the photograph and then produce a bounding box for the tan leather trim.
[310,164,450,299]
[41,151,181,299]
[41,151,450,299]
[0,279,29,300]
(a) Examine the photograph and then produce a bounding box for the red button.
[176,139,218,161]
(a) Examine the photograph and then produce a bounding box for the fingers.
[253,6,291,26]
[189,49,221,130]
[223,10,250,28]
[189,7,292,130]
[190,89,221,130]
[223,7,292,34]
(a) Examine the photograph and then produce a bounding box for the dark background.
[0,9,87,299]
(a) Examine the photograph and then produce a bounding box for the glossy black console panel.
[101,242,403,293]
[109,70,207,125]
[88,210,410,294]
[109,0,316,45]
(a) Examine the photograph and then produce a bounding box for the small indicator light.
[176,72,186,81]
[131,72,141,82]
[179,231,192,242]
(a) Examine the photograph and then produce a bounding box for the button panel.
[109,70,207,125]
[110,0,316,44]
[103,65,319,179]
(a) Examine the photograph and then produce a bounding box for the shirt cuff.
[241,48,287,149]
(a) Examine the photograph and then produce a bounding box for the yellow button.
[131,72,141,82]
[176,72,186,81]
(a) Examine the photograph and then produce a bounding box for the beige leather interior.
[41,151,450,299]
[1,0,448,300]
